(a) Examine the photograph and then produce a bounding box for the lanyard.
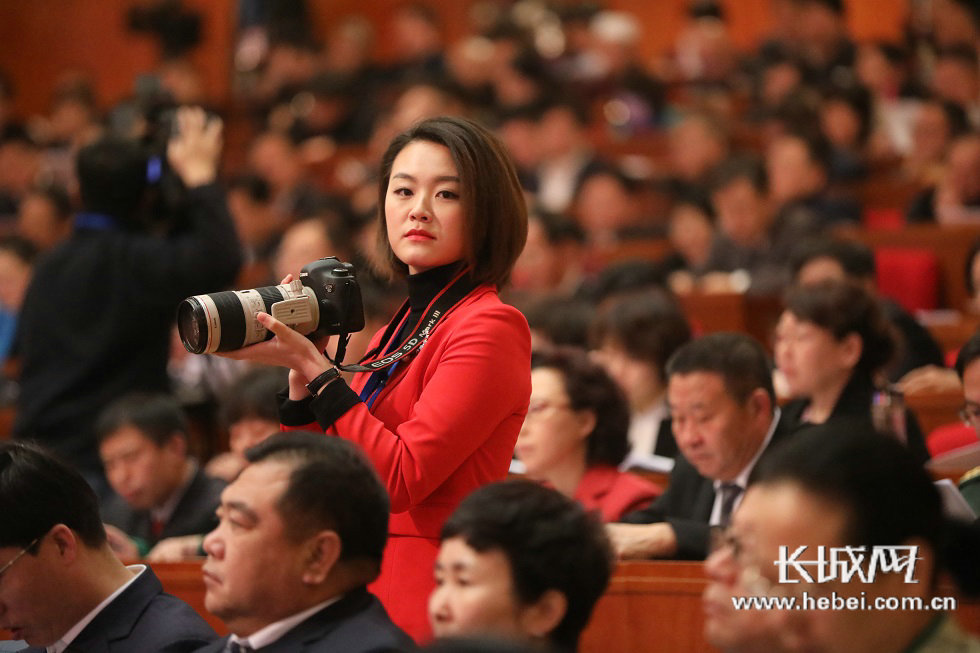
[332,267,477,375]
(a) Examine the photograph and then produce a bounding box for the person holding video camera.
[214,116,531,641]
[14,107,242,495]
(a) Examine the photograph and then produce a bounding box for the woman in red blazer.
[222,116,531,641]
[515,347,661,523]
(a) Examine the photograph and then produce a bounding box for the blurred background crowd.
[1,0,979,473]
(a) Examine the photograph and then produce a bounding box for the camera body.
[178,257,365,354]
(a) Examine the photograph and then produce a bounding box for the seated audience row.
[0,434,613,652]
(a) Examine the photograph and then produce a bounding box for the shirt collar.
[230,595,341,649]
[150,461,197,525]
[46,565,147,653]
[714,407,781,494]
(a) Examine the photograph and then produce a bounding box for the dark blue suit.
[193,587,417,653]
[20,566,215,652]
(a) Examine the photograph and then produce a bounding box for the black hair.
[0,234,39,266]
[522,295,594,350]
[377,116,528,287]
[750,423,980,595]
[228,173,272,203]
[783,280,895,376]
[531,346,630,467]
[966,236,980,297]
[946,0,980,28]
[0,441,107,549]
[936,44,980,74]
[245,432,389,572]
[580,259,670,305]
[782,130,833,173]
[537,95,592,128]
[441,480,613,651]
[76,136,149,226]
[821,82,874,145]
[573,162,644,204]
[709,155,768,195]
[790,237,876,281]
[955,329,980,379]
[590,290,692,383]
[219,366,288,427]
[27,182,73,223]
[792,0,844,14]
[922,98,972,141]
[95,392,189,447]
[530,210,586,246]
[666,332,776,406]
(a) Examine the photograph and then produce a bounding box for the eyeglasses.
[0,535,41,582]
[959,402,980,428]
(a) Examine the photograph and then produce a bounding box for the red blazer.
[574,465,662,523]
[286,283,531,640]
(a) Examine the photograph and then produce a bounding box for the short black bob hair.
[377,116,528,287]
[441,479,613,651]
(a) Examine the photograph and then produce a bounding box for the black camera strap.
[329,267,478,373]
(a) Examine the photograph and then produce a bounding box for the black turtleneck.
[398,261,465,348]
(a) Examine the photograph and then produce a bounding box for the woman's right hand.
[215,273,339,398]
[215,311,331,381]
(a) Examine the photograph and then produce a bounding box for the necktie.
[150,516,165,539]
[718,482,743,528]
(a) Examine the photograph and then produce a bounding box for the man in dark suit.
[607,332,791,560]
[97,393,225,559]
[0,440,216,651]
[196,431,416,652]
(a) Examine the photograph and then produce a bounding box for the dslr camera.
[178,257,364,354]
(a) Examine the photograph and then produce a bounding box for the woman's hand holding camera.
[215,274,335,398]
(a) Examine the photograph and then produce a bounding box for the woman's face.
[594,342,663,412]
[429,536,532,641]
[774,311,857,399]
[515,368,593,479]
[384,140,467,274]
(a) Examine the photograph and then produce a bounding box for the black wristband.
[305,367,341,396]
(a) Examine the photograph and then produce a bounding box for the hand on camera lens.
[215,311,331,384]
[168,106,222,188]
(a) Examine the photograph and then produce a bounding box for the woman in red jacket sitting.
[222,116,531,640]
[515,346,661,522]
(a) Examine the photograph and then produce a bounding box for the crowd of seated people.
[2,0,980,650]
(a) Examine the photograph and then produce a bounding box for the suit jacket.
[653,419,678,458]
[280,281,532,640]
[21,566,215,653]
[574,465,662,522]
[193,588,417,653]
[102,467,226,548]
[779,371,931,466]
[621,412,794,560]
